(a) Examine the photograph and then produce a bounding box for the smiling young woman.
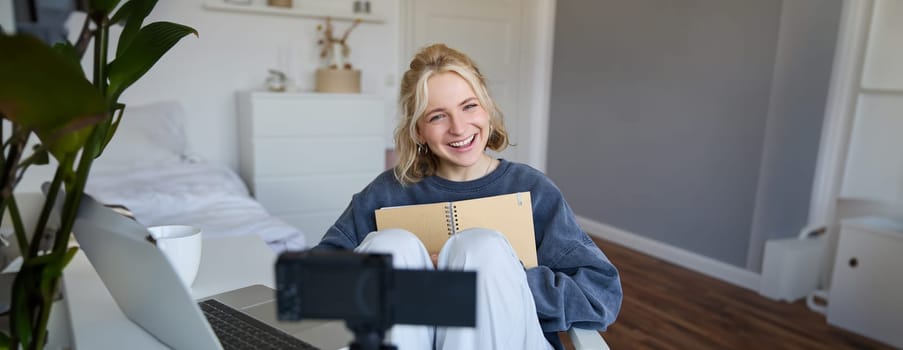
[313,44,623,350]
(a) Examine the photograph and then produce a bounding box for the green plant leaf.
[109,0,135,25]
[41,247,79,281]
[7,197,30,258]
[107,21,197,103]
[114,0,159,57]
[99,104,125,157]
[90,0,123,15]
[10,271,34,346]
[35,247,79,297]
[14,145,50,183]
[30,144,50,165]
[52,41,85,78]
[28,247,73,299]
[0,34,108,160]
[61,246,80,267]
[0,330,10,349]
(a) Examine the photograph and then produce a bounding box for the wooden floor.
[560,237,894,350]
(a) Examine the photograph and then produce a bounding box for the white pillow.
[92,101,187,170]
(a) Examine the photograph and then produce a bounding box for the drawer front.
[251,97,384,137]
[827,228,903,347]
[277,210,344,246]
[254,174,375,214]
[254,137,384,176]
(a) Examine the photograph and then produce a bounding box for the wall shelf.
[203,1,386,23]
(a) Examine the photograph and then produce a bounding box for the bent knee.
[357,228,422,254]
[445,228,516,260]
[356,228,431,269]
[372,228,420,242]
[452,228,510,252]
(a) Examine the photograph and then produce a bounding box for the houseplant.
[0,0,196,348]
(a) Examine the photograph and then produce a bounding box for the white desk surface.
[61,234,277,349]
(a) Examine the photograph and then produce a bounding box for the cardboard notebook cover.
[374,192,538,268]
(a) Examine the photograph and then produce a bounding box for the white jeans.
[355,228,553,350]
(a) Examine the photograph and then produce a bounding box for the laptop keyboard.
[199,299,320,350]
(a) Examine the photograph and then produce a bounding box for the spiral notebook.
[374,192,538,268]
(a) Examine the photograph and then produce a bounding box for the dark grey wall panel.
[548,0,842,270]
[548,0,783,267]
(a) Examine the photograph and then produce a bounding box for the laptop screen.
[70,192,222,350]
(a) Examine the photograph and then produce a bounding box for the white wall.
[67,0,401,170]
[0,0,14,34]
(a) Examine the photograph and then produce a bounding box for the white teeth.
[450,135,476,148]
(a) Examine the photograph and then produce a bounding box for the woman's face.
[416,72,491,178]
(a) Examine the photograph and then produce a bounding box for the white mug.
[148,225,202,287]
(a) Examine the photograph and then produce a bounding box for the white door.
[402,0,528,164]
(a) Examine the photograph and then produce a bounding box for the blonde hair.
[393,44,509,185]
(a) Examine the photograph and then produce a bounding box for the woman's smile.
[449,134,477,149]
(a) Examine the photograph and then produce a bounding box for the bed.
[83,101,308,252]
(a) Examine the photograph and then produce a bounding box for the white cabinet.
[826,217,903,348]
[238,91,385,245]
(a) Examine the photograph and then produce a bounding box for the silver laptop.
[68,191,351,350]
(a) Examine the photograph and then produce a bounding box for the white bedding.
[85,160,308,252]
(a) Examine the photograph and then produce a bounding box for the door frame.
[808,0,870,226]
[398,0,557,172]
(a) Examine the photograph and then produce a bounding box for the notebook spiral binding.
[445,204,460,236]
[452,204,460,234]
[445,206,453,236]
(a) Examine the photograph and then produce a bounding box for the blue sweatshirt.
[315,159,622,347]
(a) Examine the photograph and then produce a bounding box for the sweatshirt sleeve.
[525,184,623,332]
[313,193,370,251]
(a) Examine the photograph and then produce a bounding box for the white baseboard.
[577,216,761,291]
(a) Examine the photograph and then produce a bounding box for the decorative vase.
[315,68,361,93]
[328,42,345,69]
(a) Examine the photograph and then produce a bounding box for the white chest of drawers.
[238,91,385,245]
